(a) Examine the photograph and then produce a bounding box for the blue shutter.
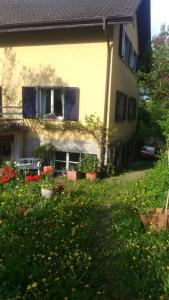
[123,95,127,121]
[0,87,2,116]
[119,25,125,58]
[64,88,79,121]
[22,87,36,118]
[133,52,138,72]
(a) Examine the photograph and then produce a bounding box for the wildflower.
[31,282,37,288]
[26,284,32,290]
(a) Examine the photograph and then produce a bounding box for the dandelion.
[26,284,32,290]
[32,282,37,288]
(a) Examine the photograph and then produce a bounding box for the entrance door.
[0,135,13,162]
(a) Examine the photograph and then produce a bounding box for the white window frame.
[37,87,64,120]
[55,152,84,171]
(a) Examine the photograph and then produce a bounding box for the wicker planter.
[86,172,97,181]
[141,208,168,232]
[67,171,82,181]
[41,188,54,199]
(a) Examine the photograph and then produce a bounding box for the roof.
[0,0,142,31]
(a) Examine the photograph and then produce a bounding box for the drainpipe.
[102,18,111,165]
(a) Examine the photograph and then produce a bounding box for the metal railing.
[0,106,23,119]
[0,106,28,131]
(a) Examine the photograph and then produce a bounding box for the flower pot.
[67,170,81,181]
[86,172,97,181]
[41,188,54,199]
[141,208,168,232]
[43,166,54,175]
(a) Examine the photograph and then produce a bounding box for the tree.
[137,25,169,117]
[136,25,169,144]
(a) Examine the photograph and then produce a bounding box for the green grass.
[0,158,169,299]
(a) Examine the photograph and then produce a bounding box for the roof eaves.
[0,15,133,33]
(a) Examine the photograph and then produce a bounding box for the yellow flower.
[71,288,76,292]
[26,284,32,290]
[32,282,37,288]
[166,266,169,270]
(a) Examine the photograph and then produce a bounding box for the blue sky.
[151,0,169,36]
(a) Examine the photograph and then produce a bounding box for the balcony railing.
[0,106,28,132]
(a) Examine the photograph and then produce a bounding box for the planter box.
[43,166,54,175]
[67,171,82,181]
[141,208,168,232]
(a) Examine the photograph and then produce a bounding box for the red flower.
[0,176,10,184]
[8,172,16,178]
[3,167,13,173]
[25,175,41,182]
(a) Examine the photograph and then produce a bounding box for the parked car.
[140,146,157,159]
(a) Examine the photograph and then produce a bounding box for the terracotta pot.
[141,208,168,232]
[43,166,54,175]
[41,188,54,199]
[67,171,81,181]
[86,172,97,181]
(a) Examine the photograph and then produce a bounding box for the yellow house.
[0,0,151,170]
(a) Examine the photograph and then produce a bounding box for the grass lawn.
[0,158,169,299]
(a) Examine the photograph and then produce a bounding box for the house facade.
[0,0,151,170]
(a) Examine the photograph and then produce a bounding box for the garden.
[0,152,169,299]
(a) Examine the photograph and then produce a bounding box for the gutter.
[0,16,133,33]
[103,18,111,129]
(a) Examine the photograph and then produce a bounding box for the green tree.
[137,25,169,143]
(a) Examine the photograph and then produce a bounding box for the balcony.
[0,106,28,132]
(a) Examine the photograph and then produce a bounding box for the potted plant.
[140,208,168,232]
[67,163,82,181]
[33,143,55,175]
[81,154,99,181]
[41,175,55,199]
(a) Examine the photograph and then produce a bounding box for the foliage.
[40,174,54,189]
[33,143,55,166]
[137,25,169,143]
[136,99,162,145]
[80,155,99,173]
[39,114,116,166]
[118,153,168,214]
[1,156,169,299]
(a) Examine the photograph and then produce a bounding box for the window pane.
[55,151,66,161]
[54,89,63,117]
[55,161,66,170]
[45,89,51,114]
[69,152,80,162]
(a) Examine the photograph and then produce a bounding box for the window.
[115,91,127,122]
[127,97,137,121]
[22,87,79,121]
[55,151,82,172]
[119,25,137,72]
[0,144,11,156]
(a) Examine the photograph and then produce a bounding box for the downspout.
[102,18,111,165]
